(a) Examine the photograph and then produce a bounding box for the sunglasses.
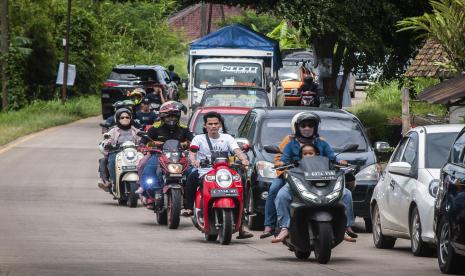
[299,123,315,128]
[119,116,131,119]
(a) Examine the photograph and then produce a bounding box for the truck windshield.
[194,62,262,89]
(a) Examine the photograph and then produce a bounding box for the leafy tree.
[397,0,465,73]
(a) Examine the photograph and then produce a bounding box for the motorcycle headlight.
[168,164,183,174]
[124,149,138,162]
[256,161,277,178]
[216,169,233,188]
[429,179,440,198]
[334,175,344,191]
[355,164,379,182]
[326,190,341,202]
[289,175,319,203]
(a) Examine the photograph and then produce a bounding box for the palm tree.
[397,0,465,73]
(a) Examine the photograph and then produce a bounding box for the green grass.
[0,95,100,146]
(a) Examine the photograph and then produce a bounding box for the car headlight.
[216,169,233,188]
[256,161,277,178]
[355,164,379,182]
[429,179,440,198]
[124,149,138,162]
[168,164,183,174]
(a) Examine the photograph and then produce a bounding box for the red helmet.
[159,101,187,118]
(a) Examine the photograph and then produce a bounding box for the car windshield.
[260,117,368,151]
[279,66,301,81]
[192,113,246,136]
[109,69,158,82]
[425,132,459,168]
[194,62,262,89]
[203,90,268,108]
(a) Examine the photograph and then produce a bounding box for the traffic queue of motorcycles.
[95,88,359,265]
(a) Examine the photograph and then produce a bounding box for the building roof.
[417,73,465,104]
[404,39,455,78]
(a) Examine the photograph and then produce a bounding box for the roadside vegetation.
[0,95,100,146]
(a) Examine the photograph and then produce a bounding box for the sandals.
[181,209,193,217]
[346,227,358,238]
[236,230,254,239]
[271,228,289,243]
[260,226,274,239]
[344,234,356,242]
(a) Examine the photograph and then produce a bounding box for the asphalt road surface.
[0,117,441,276]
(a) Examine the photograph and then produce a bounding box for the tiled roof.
[417,73,465,104]
[404,39,455,78]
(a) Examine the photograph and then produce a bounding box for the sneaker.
[271,228,289,243]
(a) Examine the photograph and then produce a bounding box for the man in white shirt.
[184,111,252,239]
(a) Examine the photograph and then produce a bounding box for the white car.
[371,124,464,256]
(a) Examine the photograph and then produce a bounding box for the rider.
[271,112,356,243]
[184,111,253,239]
[138,101,193,207]
[128,88,146,112]
[98,108,141,191]
[145,85,166,106]
[136,98,158,127]
[300,75,320,106]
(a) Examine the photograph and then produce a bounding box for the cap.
[141,98,151,105]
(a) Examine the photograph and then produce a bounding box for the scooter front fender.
[212,198,236,209]
[121,172,139,182]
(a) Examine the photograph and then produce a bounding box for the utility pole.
[200,2,207,37]
[62,0,71,104]
[0,0,9,110]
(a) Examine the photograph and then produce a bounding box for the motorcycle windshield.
[162,139,181,162]
[297,156,330,172]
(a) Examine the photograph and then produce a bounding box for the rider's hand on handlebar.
[192,160,200,168]
[338,160,348,166]
[148,141,164,147]
[241,159,250,167]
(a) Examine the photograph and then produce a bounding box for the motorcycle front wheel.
[313,222,333,264]
[167,189,182,229]
[218,208,234,245]
[127,181,139,208]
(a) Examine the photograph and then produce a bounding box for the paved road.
[0,117,441,276]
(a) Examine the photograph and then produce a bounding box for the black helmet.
[294,112,320,137]
[114,108,133,130]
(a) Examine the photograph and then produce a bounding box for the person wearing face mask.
[98,108,141,191]
[138,101,193,208]
[271,112,357,243]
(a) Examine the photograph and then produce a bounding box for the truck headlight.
[355,164,379,182]
[256,161,277,178]
[216,169,233,188]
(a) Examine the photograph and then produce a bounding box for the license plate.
[122,165,137,170]
[101,93,110,99]
[304,170,337,180]
[211,188,239,198]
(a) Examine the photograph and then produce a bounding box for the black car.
[198,86,270,109]
[236,107,380,231]
[436,128,465,274]
[101,65,177,119]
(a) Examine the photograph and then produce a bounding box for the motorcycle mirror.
[136,131,149,138]
[263,145,281,154]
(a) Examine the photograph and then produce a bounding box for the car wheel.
[372,204,396,249]
[410,207,434,256]
[246,186,264,231]
[437,217,465,274]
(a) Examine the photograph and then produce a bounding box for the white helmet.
[290,112,306,135]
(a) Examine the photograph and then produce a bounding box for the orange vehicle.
[278,65,313,105]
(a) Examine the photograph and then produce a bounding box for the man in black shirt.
[136,98,158,127]
[168,64,181,85]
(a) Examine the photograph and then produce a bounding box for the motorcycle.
[264,144,357,263]
[105,139,144,207]
[191,157,244,245]
[137,133,189,229]
[300,90,320,107]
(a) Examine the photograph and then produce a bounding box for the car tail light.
[103,81,118,87]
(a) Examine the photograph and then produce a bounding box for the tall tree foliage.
[397,0,465,73]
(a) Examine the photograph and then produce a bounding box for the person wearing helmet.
[128,88,146,112]
[97,108,141,192]
[272,112,357,243]
[138,101,193,208]
[260,113,304,239]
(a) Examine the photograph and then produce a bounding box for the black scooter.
[264,144,357,264]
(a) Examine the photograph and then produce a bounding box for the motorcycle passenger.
[145,85,166,106]
[128,88,146,112]
[184,111,253,239]
[272,112,356,243]
[136,98,158,127]
[138,101,192,207]
[98,108,141,191]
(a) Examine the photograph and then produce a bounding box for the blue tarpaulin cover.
[190,24,282,69]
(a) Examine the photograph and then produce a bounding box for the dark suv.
[101,65,177,119]
[236,107,379,231]
[436,127,465,274]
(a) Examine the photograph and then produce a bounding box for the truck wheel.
[218,209,233,245]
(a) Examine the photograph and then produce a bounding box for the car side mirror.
[264,145,281,154]
[374,141,391,153]
[235,138,250,153]
[387,161,412,176]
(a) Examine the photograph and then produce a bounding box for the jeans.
[275,184,354,228]
[98,157,109,180]
[264,177,285,227]
[140,155,162,197]
[107,153,117,183]
[185,169,202,210]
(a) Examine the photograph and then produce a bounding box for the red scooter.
[191,157,244,245]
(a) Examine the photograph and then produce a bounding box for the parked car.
[371,125,463,257]
[436,126,465,274]
[236,107,380,231]
[188,106,250,137]
[278,64,314,105]
[198,86,270,109]
[101,65,178,119]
